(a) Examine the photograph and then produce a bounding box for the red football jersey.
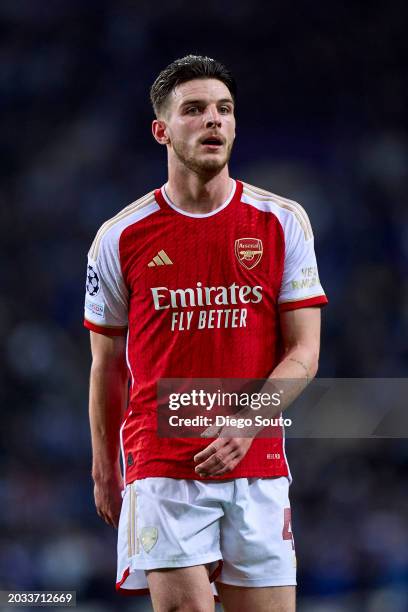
[84,180,327,484]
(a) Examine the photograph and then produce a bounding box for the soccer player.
[84,55,327,612]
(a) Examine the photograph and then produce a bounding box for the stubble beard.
[172,139,234,178]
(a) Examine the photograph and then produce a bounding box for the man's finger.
[197,449,240,476]
[111,511,120,529]
[107,515,116,528]
[210,464,238,477]
[195,446,238,475]
[96,502,117,528]
[195,452,226,474]
[99,510,110,525]
[210,454,241,476]
[193,440,226,463]
[105,511,117,528]
[207,454,241,477]
[194,441,232,470]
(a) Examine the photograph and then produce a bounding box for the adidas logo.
[148,250,173,267]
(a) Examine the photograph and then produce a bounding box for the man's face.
[161,78,236,176]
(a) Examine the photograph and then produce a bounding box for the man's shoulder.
[239,181,312,240]
[88,189,160,261]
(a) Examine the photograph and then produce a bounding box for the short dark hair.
[150,54,236,117]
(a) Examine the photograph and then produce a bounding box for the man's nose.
[204,106,221,128]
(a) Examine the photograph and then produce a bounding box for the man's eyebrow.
[179,97,234,108]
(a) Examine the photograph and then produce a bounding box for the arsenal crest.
[235,238,263,270]
[141,526,158,553]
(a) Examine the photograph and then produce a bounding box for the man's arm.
[89,330,129,528]
[194,307,321,477]
[270,305,320,380]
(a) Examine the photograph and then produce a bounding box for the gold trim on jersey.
[127,486,132,557]
[89,191,156,260]
[242,182,313,241]
[279,292,326,304]
[133,485,139,554]
[128,484,138,556]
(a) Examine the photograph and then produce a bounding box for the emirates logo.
[235,238,263,270]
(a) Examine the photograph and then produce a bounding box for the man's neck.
[165,166,232,215]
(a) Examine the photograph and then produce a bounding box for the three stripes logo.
[148,250,173,267]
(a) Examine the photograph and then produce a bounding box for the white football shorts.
[116,476,297,594]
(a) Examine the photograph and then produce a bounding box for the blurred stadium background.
[1,1,407,610]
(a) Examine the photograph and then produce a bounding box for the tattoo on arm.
[288,357,310,381]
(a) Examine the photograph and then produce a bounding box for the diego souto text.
[168,415,292,428]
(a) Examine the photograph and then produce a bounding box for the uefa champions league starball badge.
[86,264,100,296]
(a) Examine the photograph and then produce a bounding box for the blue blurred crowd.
[0,1,407,610]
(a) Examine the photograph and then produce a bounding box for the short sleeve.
[278,209,328,312]
[84,230,129,336]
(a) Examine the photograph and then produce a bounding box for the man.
[84,55,327,612]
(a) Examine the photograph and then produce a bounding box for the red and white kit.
[84,180,327,484]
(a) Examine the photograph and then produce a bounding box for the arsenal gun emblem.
[235,238,263,270]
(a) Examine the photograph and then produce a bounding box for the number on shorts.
[282,507,295,549]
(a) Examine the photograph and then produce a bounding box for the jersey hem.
[278,295,328,312]
[124,467,289,484]
[84,318,128,336]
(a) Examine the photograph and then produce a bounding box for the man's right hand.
[93,469,123,529]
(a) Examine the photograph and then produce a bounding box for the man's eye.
[220,106,232,114]
[186,107,199,114]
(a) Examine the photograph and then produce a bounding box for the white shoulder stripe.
[89,191,158,260]
[242,182,313,240]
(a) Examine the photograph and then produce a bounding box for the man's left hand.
[193,437,254,477]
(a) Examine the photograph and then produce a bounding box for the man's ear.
[152,119,169,145]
